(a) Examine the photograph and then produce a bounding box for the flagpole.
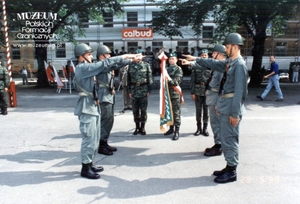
[2,0,17,107]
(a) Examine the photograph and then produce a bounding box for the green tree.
[151,0,299,87]
[2,0,128,87]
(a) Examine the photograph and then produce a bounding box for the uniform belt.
[131,82,147,86]
[79,92,90,97]
[207,87,219,92]
[221,93,234,98]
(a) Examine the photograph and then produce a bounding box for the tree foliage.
[151,0,300,86]
[1,0,128,87]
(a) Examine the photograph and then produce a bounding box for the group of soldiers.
[73,32,248,184]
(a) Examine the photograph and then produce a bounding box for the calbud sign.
[122,28,153,40]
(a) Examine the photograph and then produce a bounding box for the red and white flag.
[52,65,64,88]
[70,60,75,73]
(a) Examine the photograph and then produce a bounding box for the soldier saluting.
[180,33,248,184]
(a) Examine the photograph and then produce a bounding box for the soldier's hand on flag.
[4,88,8,92]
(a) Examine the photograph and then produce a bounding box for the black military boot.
[91,164,104,173]
[98,140,113,156]
[133,122,140,135]
[103,140,117,152]
[194,122,201,136]
[202,123,209,136]
[204,144,222,156]
[172,126,180,140]
[139,122,146,135]
[1,107,7,115]
[81,163,101,179]
[214,165,237,184]
[164,125,174,135]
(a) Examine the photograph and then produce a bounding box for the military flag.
[158,52,174,133]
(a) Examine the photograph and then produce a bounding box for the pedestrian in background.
[256,56,284,102]
[20,66,29,85]
[292,62,299,83]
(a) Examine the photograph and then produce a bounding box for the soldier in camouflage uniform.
[127,57,153,135]
[73,43,141,179]
[163,53,183,140]
[0,62,9,115]
[191,49,211,136]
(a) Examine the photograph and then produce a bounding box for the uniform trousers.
[261,75,283,99]
[208,105,221,145]
[132,96,148,123]
[195,95,209,124]
[0,91,8,107]
[79,113,101,164]
[100,102,114,142]
[171,97,181,126]
[292,72,299,83]
[219,114,242,166]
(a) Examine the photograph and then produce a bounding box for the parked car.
[278,69,289,82]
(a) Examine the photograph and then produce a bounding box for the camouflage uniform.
[191,64,211,135]
[0,64,9,115]
[167,64,183,126]
[127,61,153,134]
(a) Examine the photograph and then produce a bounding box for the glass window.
[11,45,21,60]
[152,11,161,20]
[78,13,89,28]
[203,26,213,43]
[128,42,138,53]
[275,42,287,56]
[56,43,66,58]
[127,12,138,27]
[103,12,113,27]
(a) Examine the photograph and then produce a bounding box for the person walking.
[256,56,283,102]
[292,62,299,83]
[96,45,130,156]
[163,53,183,141]
[0,61,9,115]
[203,44,226,157]
[73,43,141,179]
[191,49,211,137]
[20,66,29,85]
[180,33,248,184]
[127,56,153,135]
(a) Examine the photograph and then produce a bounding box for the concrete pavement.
[0,79,300,204]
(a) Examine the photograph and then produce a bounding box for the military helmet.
[169,52,177,57]
[223,33,244,46]
[74,43,93,57]
[97,45,111,56]
[200,49,209,54]
[212,44,226,55]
